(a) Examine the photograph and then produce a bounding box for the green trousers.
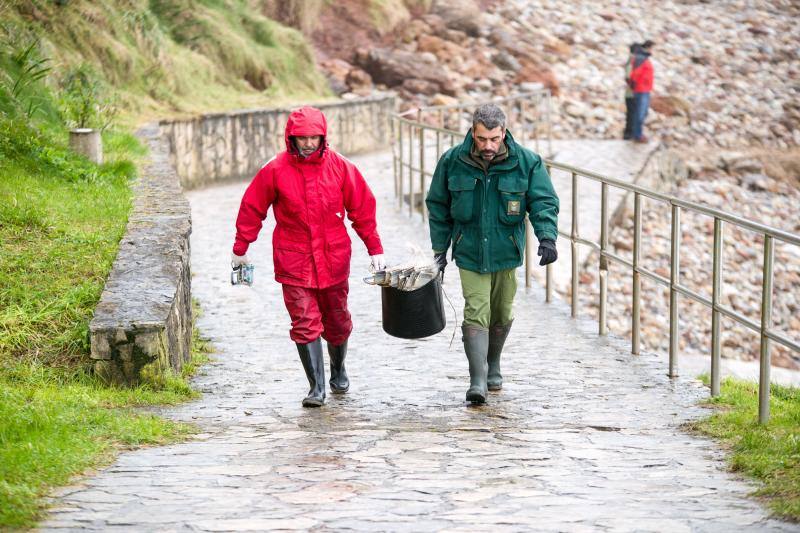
[459,267,517,329]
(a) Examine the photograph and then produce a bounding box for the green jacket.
[425,129,559,274]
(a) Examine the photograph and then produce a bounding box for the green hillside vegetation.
[0,1,330,528]
[5,0,331,125]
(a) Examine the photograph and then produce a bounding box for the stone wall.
[160,95,396,188]
[90,96,395,385]
[89,123,192,386]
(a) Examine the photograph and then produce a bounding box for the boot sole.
[488,383,502,391]
[302,398,324,407]
[466,392,486,404]
[330,386,349,394]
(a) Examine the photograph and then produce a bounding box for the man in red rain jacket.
[231,106,385,407]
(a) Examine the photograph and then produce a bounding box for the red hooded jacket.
[233,106,383,289]
[629,55,654,93]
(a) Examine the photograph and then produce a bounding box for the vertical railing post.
[525,215,533,288]
[392,117,399,199]
[544,162,553,301]
[397,119,404,210]
[546,92,553,157]
[570,171,579,318]
[759,235,774,424]
[669,204,681,378]
[419,126,426,221]
[632,192,642,355]
[711,218,723,396]
[599,182,609,335]
[407,122,413,217]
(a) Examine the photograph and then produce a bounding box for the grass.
[0,119,137,366]
[0,115,213,530]
[0,335,212,529]
[2,1,332,127]
[690,376,800,521]
[0,1,346,528]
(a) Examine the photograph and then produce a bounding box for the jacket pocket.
[448,175,477,223]
[325,231,352,282]
[273,238,311,281]
[497,175,527,225]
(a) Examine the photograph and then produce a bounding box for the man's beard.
[480,150,496,161]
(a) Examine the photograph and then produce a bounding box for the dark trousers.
[623,96,635,139]
[632,92,651,140]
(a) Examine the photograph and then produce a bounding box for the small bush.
[58,63,118,130]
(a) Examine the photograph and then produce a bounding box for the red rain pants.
[281,279,352,345]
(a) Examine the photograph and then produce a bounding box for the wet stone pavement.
[42,150,797,532]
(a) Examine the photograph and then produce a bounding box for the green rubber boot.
[462,325,489,404]
[487,321,513,391]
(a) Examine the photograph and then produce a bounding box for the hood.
[285,106,328,158]
[633,50,651,69]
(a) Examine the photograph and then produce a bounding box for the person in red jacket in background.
[231,106,386,408]
[629,40,654,143]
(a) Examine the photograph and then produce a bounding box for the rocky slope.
[309,0,800,368]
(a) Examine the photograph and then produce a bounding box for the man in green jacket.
[426,103,559,404]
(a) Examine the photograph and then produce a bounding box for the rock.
[514,61,560,95]
[326,75,349,96]
[650,96,692,119]
[430,93,459,107]
[492,51,521,72]
[400,18,431,43]
[354,48,452,94]
[431,0,483,37]
[740,173,772,192]
[321,58,353,80]
[564,100,588,118]
[731,159,765,174]
[402,78,440,96]
[345,68,373,96]
[417,34,448,56]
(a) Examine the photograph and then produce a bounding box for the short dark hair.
[472,103,506,130]
[642,39,654,49]
[629,42,639,53]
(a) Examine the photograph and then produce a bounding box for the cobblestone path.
[42,150,796,532]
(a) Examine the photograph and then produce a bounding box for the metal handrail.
[390,91,800,424]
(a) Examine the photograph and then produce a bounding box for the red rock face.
[307,0,559,106]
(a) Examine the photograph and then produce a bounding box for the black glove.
[433,251,448,276]
[537,239,558,266]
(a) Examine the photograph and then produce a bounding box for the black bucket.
[381,277,446,339]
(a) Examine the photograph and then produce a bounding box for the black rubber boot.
[462,325,489,404]
[296,338,325,407]
[327,339,349,394]
[487,320,513,391]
